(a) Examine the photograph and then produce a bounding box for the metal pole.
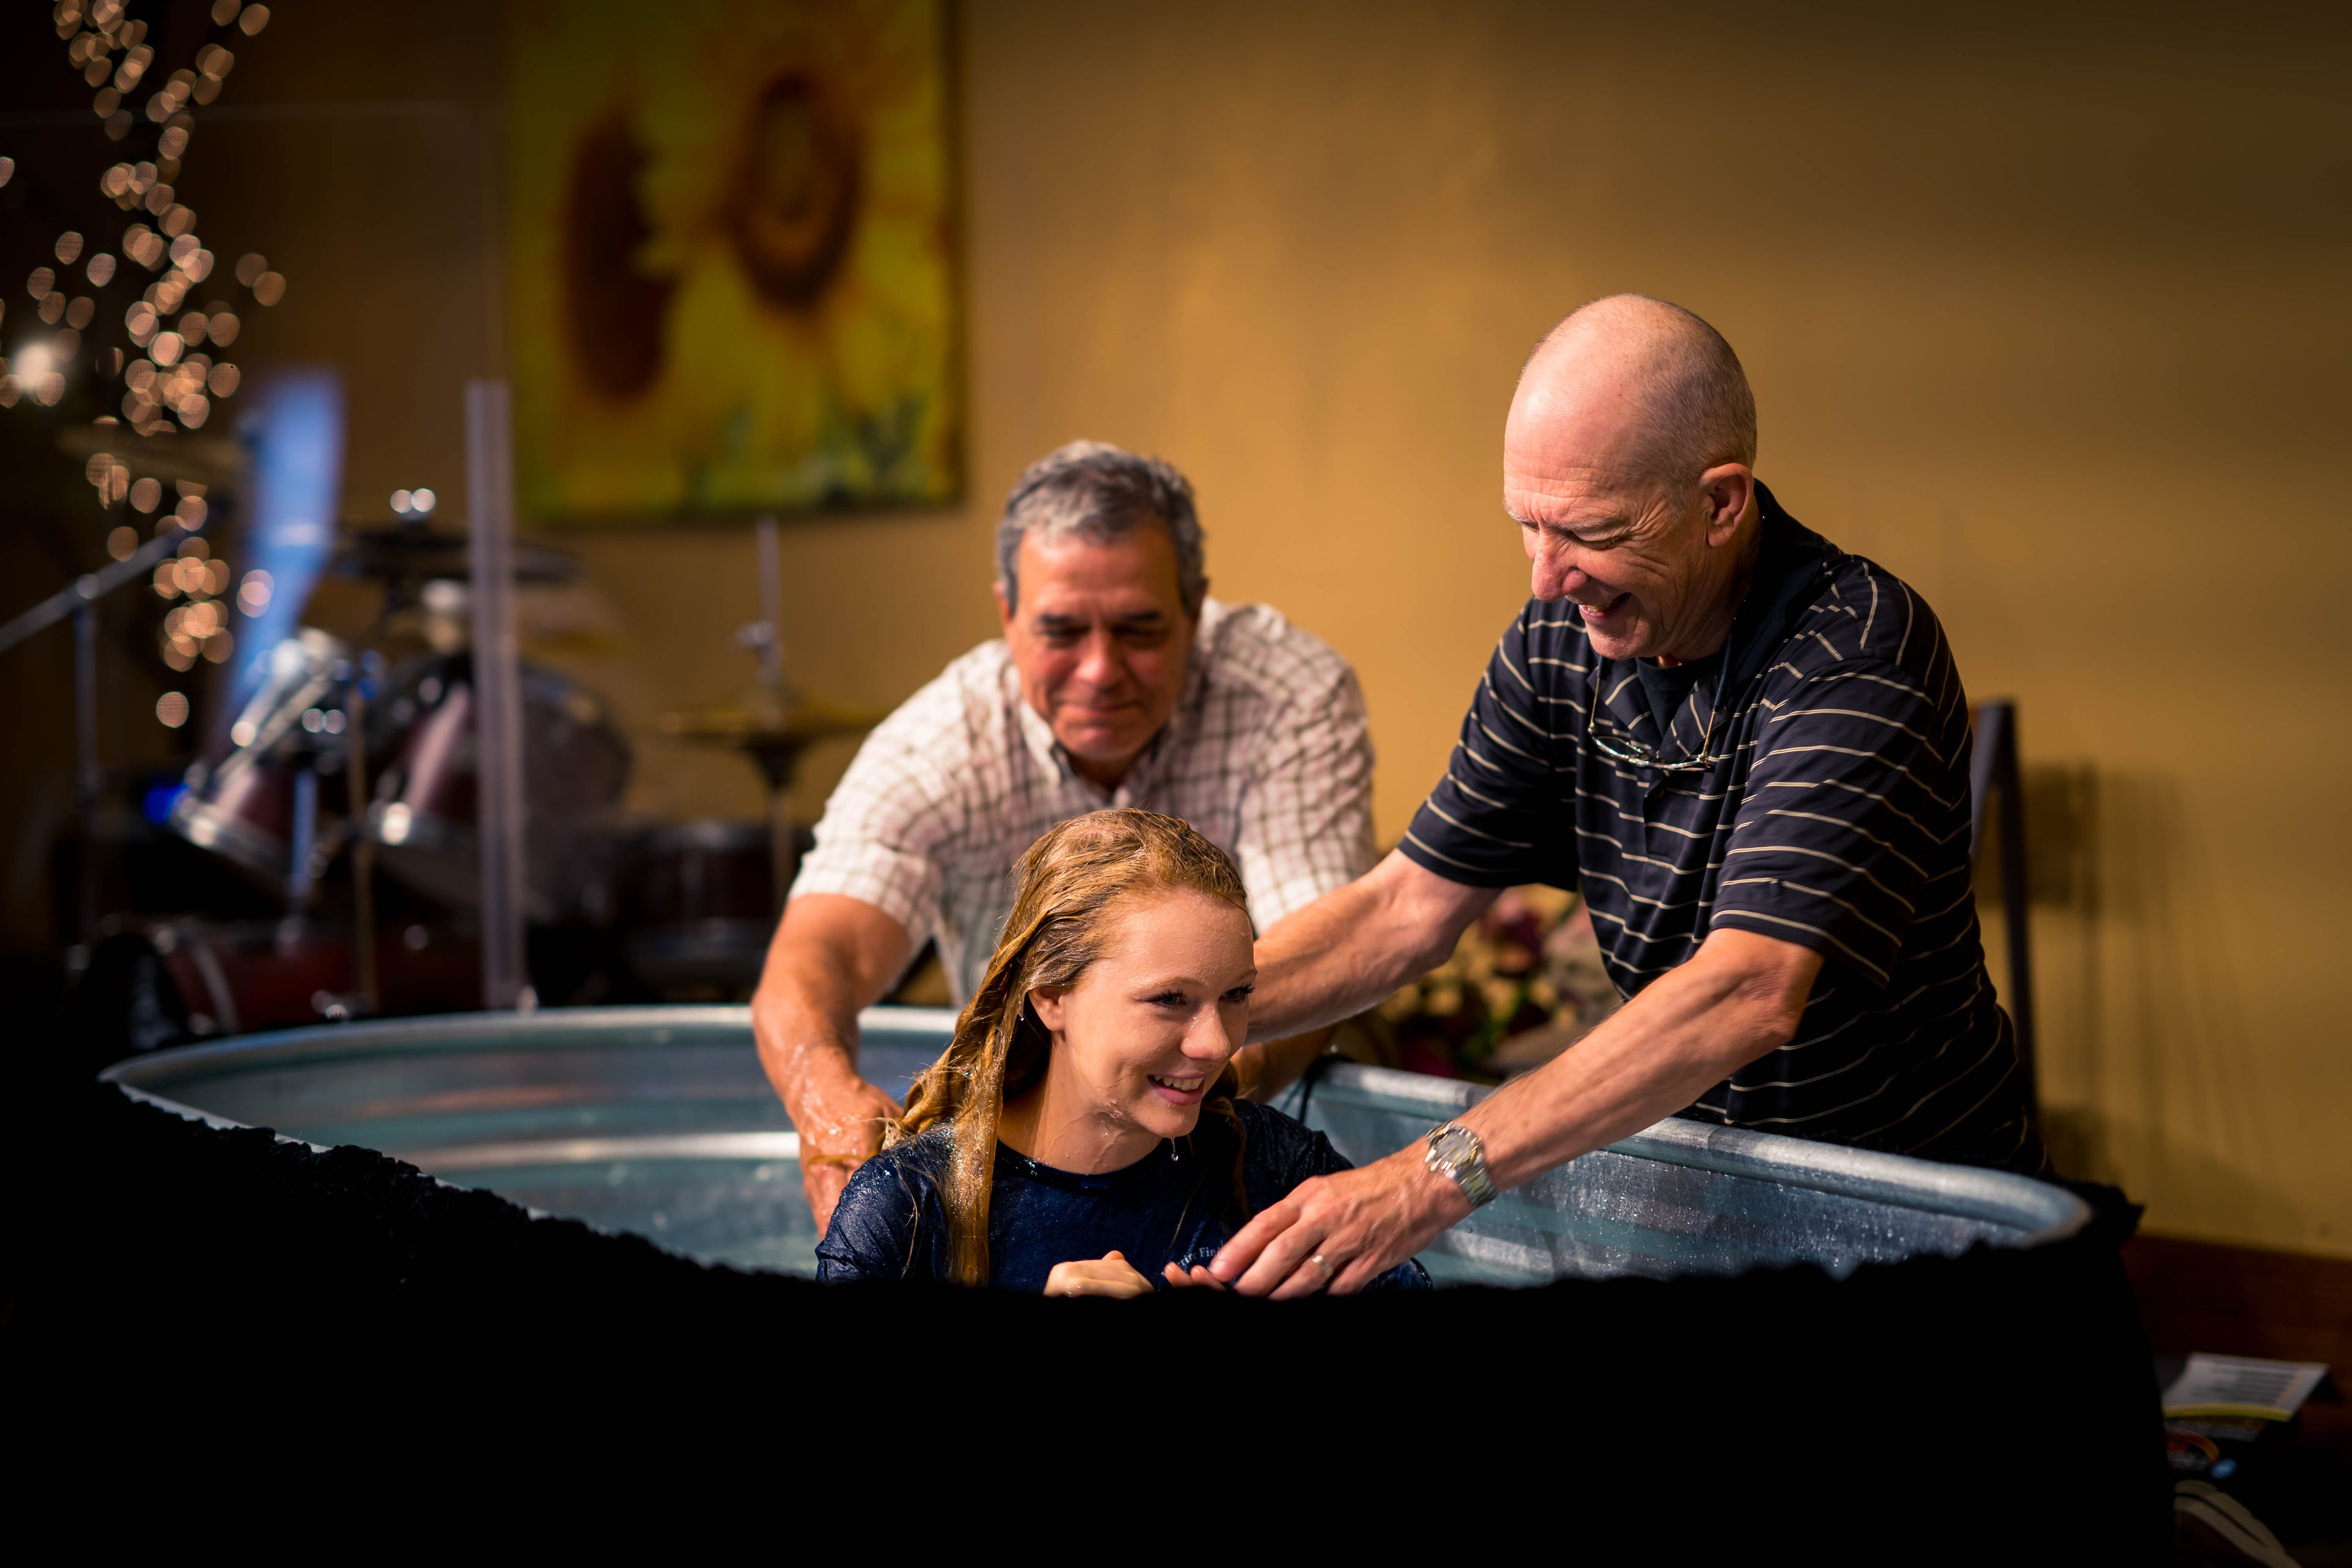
[72,595,100,946]
[466,379,530,1011]
[288,764,318,916]
[345,677,378,1012]
[1996,709,2037,1101]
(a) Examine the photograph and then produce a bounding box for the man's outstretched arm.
[1243,850,1502,1044]
[1212,927,1823,1297]
[751,893,916,1235]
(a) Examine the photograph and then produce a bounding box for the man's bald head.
[1516,295,1757,496]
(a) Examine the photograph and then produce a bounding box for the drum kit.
[149,511,878,1025]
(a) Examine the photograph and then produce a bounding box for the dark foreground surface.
[16,1079,2171,1557]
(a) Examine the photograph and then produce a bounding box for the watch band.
[1424,1121,1498,1210]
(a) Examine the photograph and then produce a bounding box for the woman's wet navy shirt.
[1401,484,2038,1169]
[816,1098,1433,1291]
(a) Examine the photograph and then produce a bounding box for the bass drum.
[366,652,631,922]
[620,819,780,1000]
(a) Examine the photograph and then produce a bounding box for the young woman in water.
[815,809,1429,1295]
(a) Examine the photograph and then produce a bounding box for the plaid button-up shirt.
[791,598,1378,1003]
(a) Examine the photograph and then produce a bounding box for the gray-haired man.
[753,440,1378,1232]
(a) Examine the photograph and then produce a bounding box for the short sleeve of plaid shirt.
[1224,625,1379,933]
[786,662,973,942]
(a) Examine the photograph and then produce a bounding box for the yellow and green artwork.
[505,0,959,520]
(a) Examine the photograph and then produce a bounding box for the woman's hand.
[1161,1262,1227,1291]
[1043,1250,1156,1298]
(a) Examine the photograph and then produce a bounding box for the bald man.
[1210,295,2041,1297]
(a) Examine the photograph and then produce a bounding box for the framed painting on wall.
[505,0,959,521]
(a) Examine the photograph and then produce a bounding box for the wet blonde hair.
[892,808,1252,1286]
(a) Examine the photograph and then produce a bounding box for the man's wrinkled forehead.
[1504,351,1668,524]
[1016,526,1186,617]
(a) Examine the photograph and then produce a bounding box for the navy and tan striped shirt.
[1400,484,2038,1170]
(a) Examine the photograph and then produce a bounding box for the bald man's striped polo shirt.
[1401,484,2038,1169]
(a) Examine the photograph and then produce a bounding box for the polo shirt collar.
[1723,481,1834,693]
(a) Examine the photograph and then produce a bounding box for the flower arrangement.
[1368,884,1623,1080]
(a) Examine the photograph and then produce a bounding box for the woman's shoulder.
[814,1128,952,1284]
[1229,1096,1352,1188]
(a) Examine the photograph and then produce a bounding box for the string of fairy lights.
[3,0,287,729]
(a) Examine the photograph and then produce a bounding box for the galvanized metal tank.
[102,1005,2086,1283]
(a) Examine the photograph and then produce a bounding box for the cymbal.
[658,695,886,748]
[331,519,579,584]
[56,424,241,487]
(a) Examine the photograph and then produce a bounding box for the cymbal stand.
[0,519,212,961]
[73,601,99,951]
[737,514,801,905]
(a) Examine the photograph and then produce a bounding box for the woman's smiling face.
[1021,887,1256,1169]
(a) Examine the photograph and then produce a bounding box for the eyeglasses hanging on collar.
[1586,658,1736,774]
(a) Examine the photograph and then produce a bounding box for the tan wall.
[228,2,2349,1256]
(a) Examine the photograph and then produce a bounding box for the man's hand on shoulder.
[793,1060,905,1234]
[1209,1146,1467,1297]
[750,892,916,1235]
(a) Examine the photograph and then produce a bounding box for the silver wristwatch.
[1424,1121,1497,1210]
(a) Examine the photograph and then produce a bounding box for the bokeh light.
[156,691,189,728]
[107,526,137,559]
[130,475,160,511]
[237,569,273,616]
